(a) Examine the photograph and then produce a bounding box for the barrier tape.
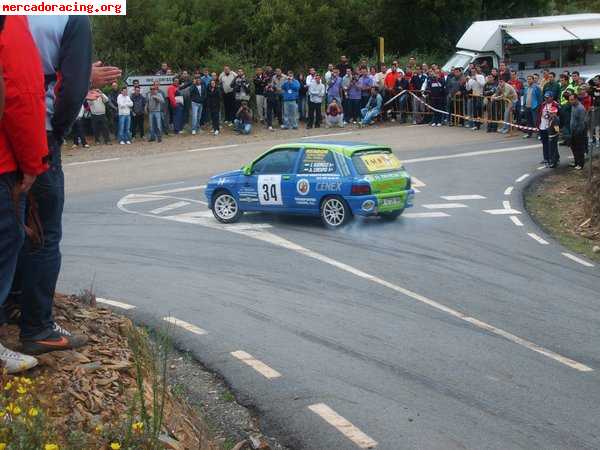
[382,89,539,132]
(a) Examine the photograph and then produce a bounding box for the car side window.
[299,148,337,174]
[252,149,300,175]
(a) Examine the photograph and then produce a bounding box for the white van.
[443,14,600,77]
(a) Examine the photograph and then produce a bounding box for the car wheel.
[212,191,242,223]
[380,209,404,221]
[320,196,351,228]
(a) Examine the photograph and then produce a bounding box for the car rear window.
[352,150,402,174]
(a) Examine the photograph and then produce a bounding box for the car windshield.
[352,150,403,175]
[442,53,472,72]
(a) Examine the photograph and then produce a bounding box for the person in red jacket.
[0,15,48,373]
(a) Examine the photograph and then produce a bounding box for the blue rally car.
[205,141,414,227]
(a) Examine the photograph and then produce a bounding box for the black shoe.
[21,324,88,355]
[157,137,162,143]
[148,138,156,142]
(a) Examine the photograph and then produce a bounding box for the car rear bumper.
[346,189,415,216]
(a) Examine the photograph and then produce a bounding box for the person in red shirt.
[0,15,48,373]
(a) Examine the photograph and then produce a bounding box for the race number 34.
[258,175,283,206]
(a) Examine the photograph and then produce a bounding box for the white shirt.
[117,94,133,116]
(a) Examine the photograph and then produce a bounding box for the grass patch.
[525,165,600,262]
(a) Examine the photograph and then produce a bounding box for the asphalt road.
[59,125,600,450]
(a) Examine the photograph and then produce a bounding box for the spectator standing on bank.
[424,69,446,126]
[281,71,300,130]
[71,106,89,148]
[327,68,342,105]
[494,78,518,133]
[522,75,542,138]
[324,63,334,84]
[219,66,236,124]
[207,79,221,136]
[156,62,169,76]
[146,84,164,142]
[87,89,111,144]
[298,73,308,122]
[307,74,325,129]
[190,75,207,135]
[272,68,285,125]
[559,74,572,145]
[337,55,352,76]
[232,68,251,111]
[130,85,146,140]
[357,66,373,109]
[538,92,560,167]
[117,87,133,144]
[569,93,587,170]
[168,77,185,134]
[107,81,120,138]
[410,66,428,125]
[347,72,362,123]
[542,72,560,101]
[254,67,267,123]
[234,100,253,135]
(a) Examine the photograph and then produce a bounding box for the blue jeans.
[149,111,162,139]
[173,104,184,133]
[12,135,63,339]
[191,102,203,132]
[283,101,298,129]
[234,119,252,134]
[118,114,131,142]
[361,107,380,125]
[0,172,25,306]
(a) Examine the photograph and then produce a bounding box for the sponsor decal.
[296,178,310,196]
[362,200,375,212]
[217,177,228,185]
[238,186,258,202]
[316,181,342,192]
[258,175,282,206]
[302,148,336,174]
[360,153,402,172]
[294,197,317,206]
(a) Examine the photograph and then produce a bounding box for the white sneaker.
[126,141,132,144]
[431,123,436,127]
[119,141,125,145]
[192,130,197,135]
[412,121,417,125]
[436,123,442,127]
[268,126,273,131]
[0,344,38,374]
[214,130,219,136]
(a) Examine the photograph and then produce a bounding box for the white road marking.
[125,181,185,192]
[118,194,167,205]
[537,166,546,171]
[229,229,592,372]
[515,173,530,183]
[308,403,378,449]
[230,351,282,379]
[301,131,354,139]
[118,194,592,371]
[96,297,136,310]
[403,212,450,218]
[186,144,239,153]
[64,157,121,167]
[402,144,539,164]
[503,200,512,210]
[423,203,467,209]
[150,201,191,215]
[411,176,426,188]
[162,317,207,335]
[562,253,595,268]
[483,209,522,215]
[441,195,486,201]
[528,233,550,245]
[510,216,524,227]
[504,186,514,196]
[150,185,207,195]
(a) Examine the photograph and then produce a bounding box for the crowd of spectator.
[76,56,600,170]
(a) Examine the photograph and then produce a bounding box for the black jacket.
[206,86,221,111]
[190,83,207,104]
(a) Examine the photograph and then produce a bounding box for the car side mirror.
[242,164,252,176]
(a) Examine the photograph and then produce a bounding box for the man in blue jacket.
[360,87,383,126]
[522,75,542,138]
[281,71,300,130]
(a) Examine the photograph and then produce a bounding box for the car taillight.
[351,184,371,195]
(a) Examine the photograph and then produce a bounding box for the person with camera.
[538,92,560,168]
[234,100,253,135]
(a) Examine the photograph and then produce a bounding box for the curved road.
[60,126,600,450]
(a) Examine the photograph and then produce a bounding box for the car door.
[293,147,342,211]
[245,148,301,212]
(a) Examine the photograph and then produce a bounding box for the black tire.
[320,196,351,228]
[380,209,404,221]
[212,191,242,224]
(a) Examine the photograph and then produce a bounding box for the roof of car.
[270,141,390,157]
